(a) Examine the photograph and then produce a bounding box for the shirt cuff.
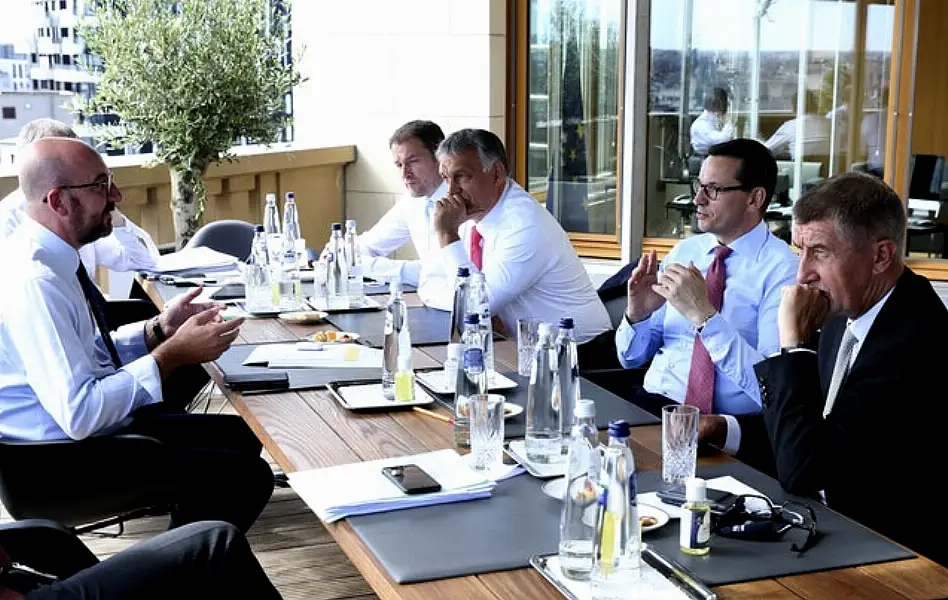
[441,239,471,272]
[722,414,741,455]
[767,347,818,358]
[124,354,164,406]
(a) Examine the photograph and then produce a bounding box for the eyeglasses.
[691,180,751,201]
[713,494,819,554]
[57,172,115,198]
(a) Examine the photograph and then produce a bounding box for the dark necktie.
[470,226,483,270]
[76,265,122,369]
[684,244,732,413]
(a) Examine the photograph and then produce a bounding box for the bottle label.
[680,510,711,549]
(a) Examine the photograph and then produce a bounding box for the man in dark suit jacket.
[708,172,948,565]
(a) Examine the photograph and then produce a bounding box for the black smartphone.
[656,485,736,514]
[381,464,442,495]
[223,372,290,392]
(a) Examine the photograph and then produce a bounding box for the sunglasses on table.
[713,494,820,554]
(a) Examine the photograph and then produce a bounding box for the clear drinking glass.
[662,404,699,485]
[470,393,505,471]
[516,318,542,377]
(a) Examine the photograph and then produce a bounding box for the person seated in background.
[432,128,611,343]
[704,172,948,565]
[614,139,798,441]
[0,137,273,534]
[0,521,283,599]
[0,118,160,281]
[763,90,831,160]
[690,87,736,156]
[355,120,452,309]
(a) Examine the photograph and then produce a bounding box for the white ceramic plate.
[305,331,361,343]
[502,402,524,420]
[278,310,328,325]
[416,370,518,395]
[541,478,670,533]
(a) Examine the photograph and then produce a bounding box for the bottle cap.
[464,313,480,325]
[265,193,276,202]
[446,343,462,361]
[607,419,631,439]
[538,322,554,339]
[331,222,342,231]
[463,348,484,370]
[389,278,402,294]
[346,219,356,228]
[254,224,264,232]
[574,399,595,419]
[457,266,470,278]
[285,192,295,202]
[559,317,574,329]
[685,477,707,503]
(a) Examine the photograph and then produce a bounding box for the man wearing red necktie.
[611,139,798,466]
[430,129,611,344]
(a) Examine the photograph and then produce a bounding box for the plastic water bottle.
[455,314,485,451]
[467,272,494,376]
[245,225,271,312]
[282,192,305,267]
[554,317,581,454]
[591,420,641,597]
[381,279,409,400]
[443,342,461,391]
[525,322,561,463]
[344,220,364,306]
[559,399,600,581]
[278,236,302,310]
[326,223,349,310]
[449,267,470,344]
[263,193,282,264]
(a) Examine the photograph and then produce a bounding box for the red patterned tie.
[684,244,732,414]
[470,226,483,270]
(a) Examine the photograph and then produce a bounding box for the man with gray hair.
[716,172,948,565]
[432,128,610,343]
[0,118,159,282]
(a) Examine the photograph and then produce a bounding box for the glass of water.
[662,404,699,485]
[516,318,542,377]
[470,393,505,471]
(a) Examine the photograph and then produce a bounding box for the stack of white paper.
[151,246,239,274]
[241,342,383,369]
[288,449,496,523]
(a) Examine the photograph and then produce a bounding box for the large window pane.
[526,0,622,235]
[644,0,894,240]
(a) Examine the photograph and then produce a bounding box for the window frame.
[508,0,627,259]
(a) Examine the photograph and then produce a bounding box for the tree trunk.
[169,165,207,249]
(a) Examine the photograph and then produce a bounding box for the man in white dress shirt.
[357,120,452,309]
[690,88,736,156]
[763,91,831,161]
[0,119,160,282]
[432,128,610,343]
[0,137,273,534]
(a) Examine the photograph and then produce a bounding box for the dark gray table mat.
[214,342,381,392]
[363,280,416,296]
[349,461,913,585]
[427,372,658,438]
[327,306,451,347]
[349,472,557,584]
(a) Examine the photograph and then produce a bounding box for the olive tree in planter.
[78,0,302,248]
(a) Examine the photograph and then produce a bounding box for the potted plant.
[76,0,303,248]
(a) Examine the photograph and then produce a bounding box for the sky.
[0,0,35,46]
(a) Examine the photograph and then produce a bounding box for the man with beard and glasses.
[0,138,274,535]
[0,119,160,281]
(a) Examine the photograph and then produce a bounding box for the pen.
[412,406,453,424]
[642,545,717,600]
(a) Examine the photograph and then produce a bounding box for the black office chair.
[185,219,256,260]
[0,434,173,534]
[0,519,99,585]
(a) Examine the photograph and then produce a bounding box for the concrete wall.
[0,91,74,141]
[291,0,507,259]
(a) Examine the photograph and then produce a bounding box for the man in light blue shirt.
[616,139,798,452]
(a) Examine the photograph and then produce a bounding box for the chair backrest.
[597,259,640,329]
[185,220,256,260]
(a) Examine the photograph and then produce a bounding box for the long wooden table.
[141,278,948,600]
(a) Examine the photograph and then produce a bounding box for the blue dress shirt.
[0,218,161,441]
[615,221,798,414]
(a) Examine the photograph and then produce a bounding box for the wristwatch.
[695,312,716,334]
[151,317,167,343]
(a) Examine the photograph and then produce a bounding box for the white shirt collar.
[847,285,895,345]
[18,215,81,277]
[472,179,513,235]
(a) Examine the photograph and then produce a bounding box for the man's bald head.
[16,118,78,150]
[18,137,101,205]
